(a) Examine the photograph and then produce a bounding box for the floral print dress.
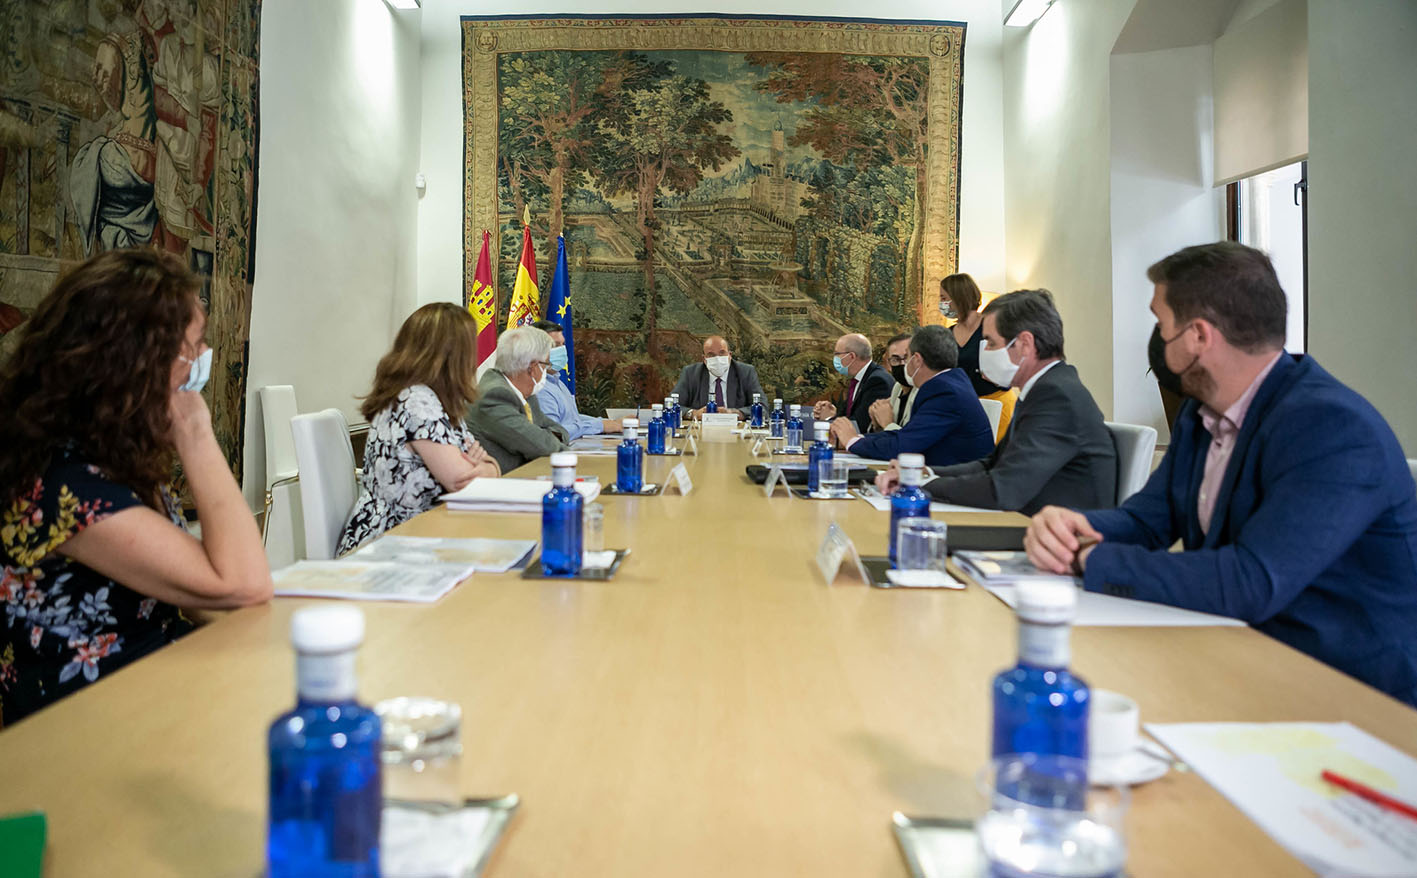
[0,446,195,728]
[336,384,474,556]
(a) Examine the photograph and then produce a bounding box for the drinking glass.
[582,502,605,552]
[976,753,1128,878]
[374,697,462,804]
[896,518,948,572]
[817,459,851,498]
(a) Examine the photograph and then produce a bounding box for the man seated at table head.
[813,333,894,433]
[1024,242,1417,707]
[832,325,994,467]
[873,289,1116,513]
[530,319,620,441]
[867,331,916,433]
[670,334,765,419]
[466,325,569,474]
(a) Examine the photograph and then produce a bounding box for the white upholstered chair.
[979,398,1003,441]
[259,385,305,565]
[290,409,358,561]
[1105,421,1159,505]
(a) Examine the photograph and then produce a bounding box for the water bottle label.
[296,651,358,702]
[1019,622,1071,668]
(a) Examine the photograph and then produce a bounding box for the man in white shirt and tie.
[670,335,766,419]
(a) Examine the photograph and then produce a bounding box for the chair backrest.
[1105,421,1159,505]
[259,385,300,488]
[979,398,1003,440]
[290,409,358,560]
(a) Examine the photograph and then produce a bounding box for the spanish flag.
[468,229,497,367]
[506,208,540,330]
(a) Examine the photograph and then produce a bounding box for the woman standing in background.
[942,272,1017,440]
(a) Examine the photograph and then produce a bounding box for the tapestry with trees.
[463,15,965,414]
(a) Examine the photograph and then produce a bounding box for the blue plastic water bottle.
[541,452,583,576]
[750,393,765,429]
[268,606,382,878]
[769,398,785,438]
[670,394,683,432]
[647,403,667,455]
[889,453,931,567]
[785,404,805,452]
[991,582,1089,759]
[706,396,717,414]
[616,419,644,493]
[807,421,834,493]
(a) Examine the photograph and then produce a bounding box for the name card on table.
[701,413,738,429]
[750,436,765,456]
[683,433,698,456]
[817,522,868,584]
[668,463,694,495]
[763,464,792,499]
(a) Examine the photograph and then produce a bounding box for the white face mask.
[532,363,548,396]
[705,355,731,378]
[178,348,212,393]
[978,339,1020,388]
[904,354,921,388]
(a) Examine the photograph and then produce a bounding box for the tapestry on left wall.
[0,0,262,483]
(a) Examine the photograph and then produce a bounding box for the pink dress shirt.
[1196,353,1282,534]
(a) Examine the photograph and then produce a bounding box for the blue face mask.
[178,348,212,393]
[832,354,849,375]
[549,346,569,373]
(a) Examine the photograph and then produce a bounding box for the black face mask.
[890,363,909,387]
[1148,324,1187,396]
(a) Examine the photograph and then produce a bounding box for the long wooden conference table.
[1,435,1415,876]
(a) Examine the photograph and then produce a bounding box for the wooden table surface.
[2,435,1414,877]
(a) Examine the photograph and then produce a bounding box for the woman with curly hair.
[336,302,499,555]
[0,248,271,728]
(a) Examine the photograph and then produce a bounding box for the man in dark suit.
[466,326,569,474]
[813,333,893,434]
[670,335,765,420]
[874,289,1116,514]
[1026,242,1417,707]
[831,325,994,467]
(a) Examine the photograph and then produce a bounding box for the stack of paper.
[852,488,992,515]
[956,552,1247,627]
[352,536,537,573]
[273,560,474,603]
[1147,722,1417,876]
[567,438,618,456]
[440,478,600,513]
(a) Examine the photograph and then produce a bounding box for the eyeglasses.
[886,354,909,366]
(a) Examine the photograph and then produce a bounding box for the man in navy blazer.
[830,325,995,468]
[813,333,895,434]
[1026,243,1417,707]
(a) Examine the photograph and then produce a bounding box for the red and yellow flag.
[506,210,540,330]
[469,229,497,367]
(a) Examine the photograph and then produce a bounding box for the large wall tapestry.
[0,0,262,481]
[463,14,965,415]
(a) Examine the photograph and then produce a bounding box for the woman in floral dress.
[336,303,499,555]
[0,249,271,728]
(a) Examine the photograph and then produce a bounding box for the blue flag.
[546,235,576,394]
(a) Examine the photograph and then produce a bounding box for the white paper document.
[978,581,1245,627]
[1146,722,1417,877]
[352,536,537,573]
[440,477,600,512]
[566,439,618,456]
[851,488,992,515]
[273,560,474,603]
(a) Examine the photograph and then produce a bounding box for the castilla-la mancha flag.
[506,209,540,330]
[468,229,497,367]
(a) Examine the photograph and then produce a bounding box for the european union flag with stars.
[546,234,576,394]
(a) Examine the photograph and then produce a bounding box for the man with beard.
[1025,241,1417,708]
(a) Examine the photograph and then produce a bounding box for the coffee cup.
[1089,689,1140,762]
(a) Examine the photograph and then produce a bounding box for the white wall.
[1307,0,1417,454]
[1108,46,1223,440]
[415,1,1010,305]
[242,0,424,506]
[1001,0,1136,418]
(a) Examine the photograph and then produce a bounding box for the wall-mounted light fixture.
[1005,0,1056,27]
[385,0,420,9]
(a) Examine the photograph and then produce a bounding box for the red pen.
[1321,769,1417,822]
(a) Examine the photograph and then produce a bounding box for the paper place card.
[684,433,698,455]
[816,522,867,584]
[751,437,765,456]
[668,463,693,495]
[763,463,791,498]
[701,413,738,429]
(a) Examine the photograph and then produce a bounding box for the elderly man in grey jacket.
[466,326,569,474]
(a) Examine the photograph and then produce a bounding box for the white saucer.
[1089,746,1169,786]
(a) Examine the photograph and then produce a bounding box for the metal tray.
[892,812,984,878]
[600,483,662,496]
[383,794,519,878]
[521,549,628,580]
